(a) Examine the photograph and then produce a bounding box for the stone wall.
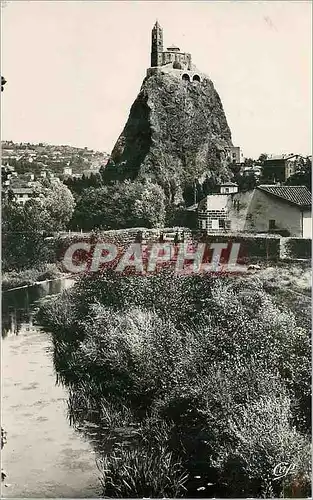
[161,51,191,70]
[146,66,206,83]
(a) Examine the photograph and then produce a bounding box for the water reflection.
[2,279,75,338]
[2,277,100,498]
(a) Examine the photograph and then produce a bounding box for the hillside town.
[1,140,109,180]
[1,6,311,500]
[2,139,311,239]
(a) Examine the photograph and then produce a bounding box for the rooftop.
[11,187,34,194]
[257,185,311,207]
[264,154,299,161]
[166,45,180,51]
[186,204,198,211]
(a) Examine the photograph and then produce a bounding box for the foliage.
[32,178,76,231]
[70,179,166,231]
[2,198,48,270]
[285,156,312,192]
[97,420,188,498]
[166,205,198,229]
[283,238,312,259]
[39,266,311,497]
[2,179,75,271]
[234,171,258,192]
[243,157,255,167]
[258,153,268,163]
[2,263,62,291]
[64,173,102,196]
[212,392,311,496]
[196,233,280,262]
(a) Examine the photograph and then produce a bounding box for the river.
[1,279,101,498]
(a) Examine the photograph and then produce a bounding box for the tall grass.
[97,445,188,498]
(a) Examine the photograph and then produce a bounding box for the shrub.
[39,267,311,498]
[283,238,312,260]
[212,392,311,497]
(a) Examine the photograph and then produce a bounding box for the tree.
[70,180,166,231]
[2,180,75,270]
[234,172,258,192]
[2,198,48,270]
[33,178,76,231]
[258,153,268,163]
[132,180,166,228]
[243,157,255,167]
[285,156,312,192]
[70,186,110,231]
[202,175,219,196]
[64,173,102,196]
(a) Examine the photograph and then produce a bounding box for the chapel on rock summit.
[146,21,205,83]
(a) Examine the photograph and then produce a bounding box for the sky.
[1,0,312,158]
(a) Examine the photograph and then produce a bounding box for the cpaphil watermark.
[273,462,296,481]
[61,240,248,276]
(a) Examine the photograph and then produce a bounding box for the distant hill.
[1,141,109,176]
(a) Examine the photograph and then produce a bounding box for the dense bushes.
[40,268,311,498]
[282,237,312,260]
[69,180,166,231]
[2,179,75,271]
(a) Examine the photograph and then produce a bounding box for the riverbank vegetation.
[39,266,311,498]
[2,178,75,273]
[2,263,64,291]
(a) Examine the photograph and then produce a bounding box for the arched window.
[173,61,182,70]
[182,73,190,82]
[193,74,201,82]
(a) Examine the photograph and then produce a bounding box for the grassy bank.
[2,263,64,291]
[39,264,311,498]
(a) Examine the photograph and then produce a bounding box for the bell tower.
[151,20,163,67]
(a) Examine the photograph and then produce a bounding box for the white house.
[220,182,238,195]
[197,185,312,238]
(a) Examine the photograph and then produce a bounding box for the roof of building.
[186,204,198,211]
[257,185,311,207]
[243,166,261,171]
[220,182,238,187]
[167,44,180,51]
[264,154,299,161]
[11,187,34,194]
